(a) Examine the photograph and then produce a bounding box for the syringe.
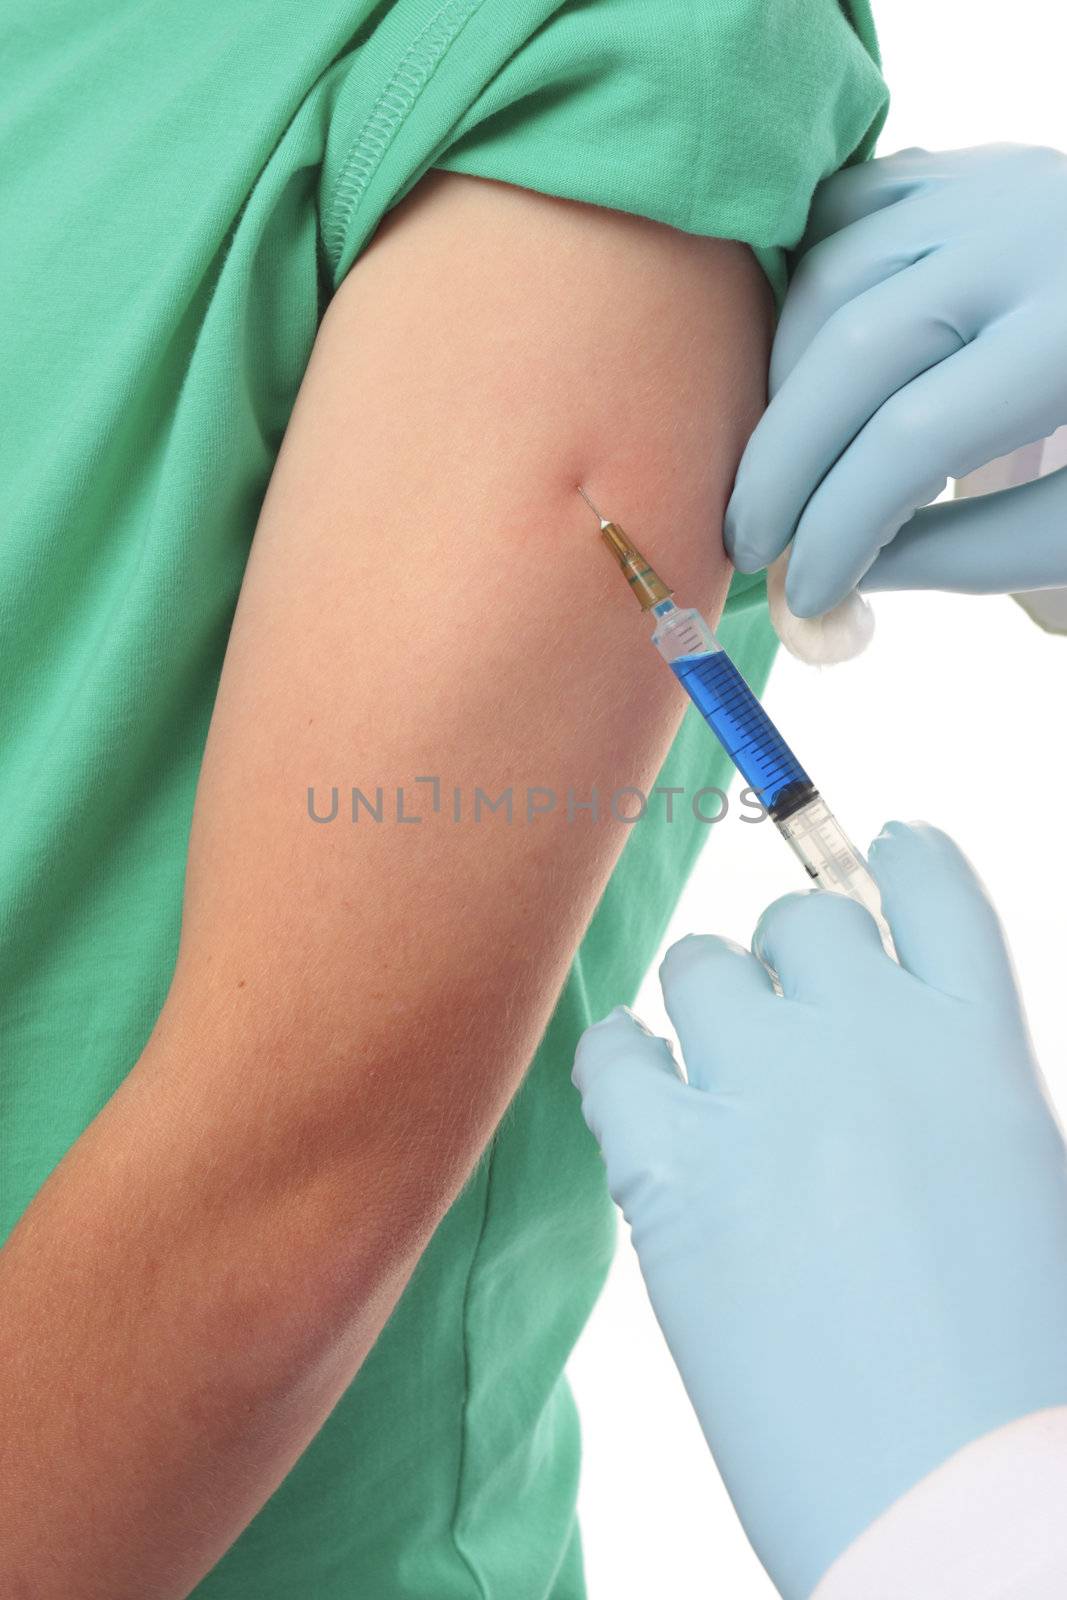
[579,488,894,952]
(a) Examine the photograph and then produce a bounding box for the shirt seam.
[446,1139,496,1599]
[322,0,485,273]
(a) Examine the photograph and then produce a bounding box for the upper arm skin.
[0,173,771,1599]
[163,168,772,1285]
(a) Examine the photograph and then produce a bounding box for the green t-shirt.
[0,3,886,1594]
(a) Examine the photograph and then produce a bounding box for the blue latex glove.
[725,145,1067,618]
[573,824,1067,1599]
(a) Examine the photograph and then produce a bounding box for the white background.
[569,6,1067,1595]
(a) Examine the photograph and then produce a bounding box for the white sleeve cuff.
[811,1407,1067,1600]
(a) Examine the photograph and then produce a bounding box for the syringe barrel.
[645,601,895,953]
[652,605,814,818]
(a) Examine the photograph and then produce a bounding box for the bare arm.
[0,171,771,1598]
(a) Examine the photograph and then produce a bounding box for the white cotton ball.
[765,548,876,665]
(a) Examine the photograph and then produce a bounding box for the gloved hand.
[573,824,1067,1599]
[725,144,1067,618]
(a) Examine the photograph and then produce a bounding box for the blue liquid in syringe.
[671,650,812,814]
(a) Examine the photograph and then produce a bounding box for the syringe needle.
[576,484,608,525]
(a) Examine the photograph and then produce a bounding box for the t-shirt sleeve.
[319,0,888,303]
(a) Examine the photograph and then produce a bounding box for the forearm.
[0,173,770,1598]
[0,1009,398,1600]
[1,969,537,1599]
[3,947,551,1599]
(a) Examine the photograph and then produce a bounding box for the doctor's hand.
[725,144,1067,618]
[573,824,1067,1600]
